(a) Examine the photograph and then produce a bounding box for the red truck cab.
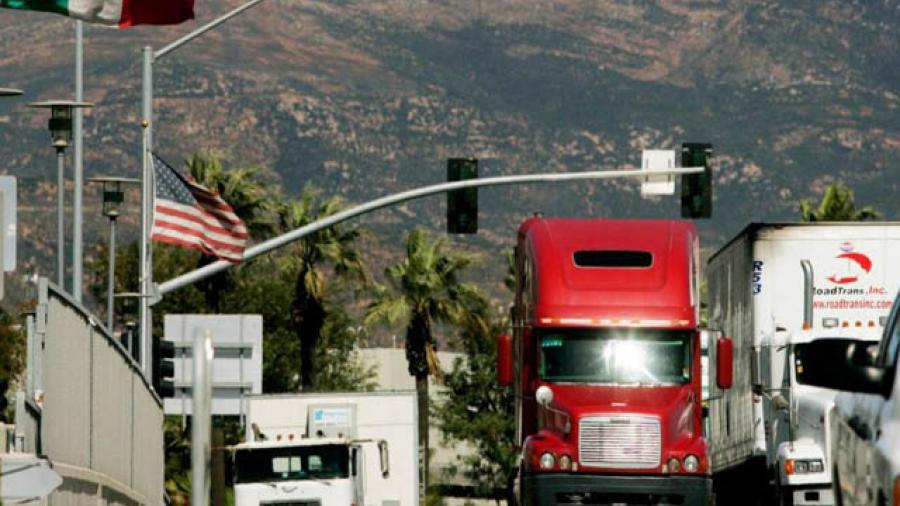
[499,218,717,505]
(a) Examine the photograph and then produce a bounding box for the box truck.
[707,222,900,505]
[233,391,419,506]
[499,218,722,505]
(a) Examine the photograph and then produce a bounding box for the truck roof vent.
[573,250,653,268]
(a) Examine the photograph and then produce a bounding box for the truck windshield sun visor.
[573,250,653,268]
[539,329,692,385]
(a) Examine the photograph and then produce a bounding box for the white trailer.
[233,391,419,506]
[707,222,900,505]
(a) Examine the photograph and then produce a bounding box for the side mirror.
[378,439,390,478]
[795,339,887,395]
[716,337,733,389]
[497,333,513,386]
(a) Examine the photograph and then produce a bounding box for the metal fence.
[15,278,163,505]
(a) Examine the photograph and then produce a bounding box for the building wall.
[358,348,478,487]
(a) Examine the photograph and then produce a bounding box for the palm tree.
[278,186,367,390]
[364,229,483,491]
[800,182,881,222]
[185,152,273,312]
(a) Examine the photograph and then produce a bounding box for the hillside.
[0,0,897,303]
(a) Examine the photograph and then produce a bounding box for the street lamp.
[89,176,139,331]
[0,88,23,97]
[27,100,93,289]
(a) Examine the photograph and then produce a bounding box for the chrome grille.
[578,415,661,469]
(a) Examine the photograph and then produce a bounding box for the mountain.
[0,0,897,303]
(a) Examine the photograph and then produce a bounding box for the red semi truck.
[498,218,731,505]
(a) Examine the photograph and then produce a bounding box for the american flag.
[151,154,248,262]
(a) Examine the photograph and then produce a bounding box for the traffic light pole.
[156,166,703,298]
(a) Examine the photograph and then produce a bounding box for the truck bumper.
[522,473,712,506]
[787,485,835,506]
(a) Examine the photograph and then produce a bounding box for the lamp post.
[0,89,23,97]
[27,100,93,289]
[89,176,139,331]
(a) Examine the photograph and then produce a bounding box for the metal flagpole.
[139,0,269,379]
[73,20,85,302]
[140,46,154,375]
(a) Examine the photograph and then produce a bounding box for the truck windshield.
[539,329,692,385]
[234,444,349,483]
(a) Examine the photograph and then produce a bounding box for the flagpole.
[140,46,153,375]
[73,20,84,301]
[138,0,269,380]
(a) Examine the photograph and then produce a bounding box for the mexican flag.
[0,0,194,28]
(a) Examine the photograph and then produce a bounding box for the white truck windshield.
[234,444,349,483]
[539,329,692,385]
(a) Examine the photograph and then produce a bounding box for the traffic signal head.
[681,143,713,219]
[447,158,478,234]
[152,337,176,398]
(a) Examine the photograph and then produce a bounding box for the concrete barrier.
[16,278,164,505]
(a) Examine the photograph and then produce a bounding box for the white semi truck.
[233,391,419,506]
[706,222,900,505]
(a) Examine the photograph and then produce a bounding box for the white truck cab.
[796,290,900,506]
[233,391,417,506]
[233,439,359,506]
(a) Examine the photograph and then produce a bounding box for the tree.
[364,229,483,491]
[800,182,881,222]
[0,305,27,422]
[185,152,274,312]
[434,304,516,500]
[315,307,377,392]
[277,186,368,390]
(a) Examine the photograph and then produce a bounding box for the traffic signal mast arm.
[156,166,704,298]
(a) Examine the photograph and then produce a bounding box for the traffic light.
[681,143,713,219]
[447,158,478,234]
[152,337,176,398]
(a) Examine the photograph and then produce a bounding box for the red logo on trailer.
[827,242,872,285]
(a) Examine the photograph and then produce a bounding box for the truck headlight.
[683,454,700,472]
[539,452,556,470]
[559,454,572,470]
[786,459,823,475]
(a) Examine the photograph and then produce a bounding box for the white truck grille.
[578,415,661,469]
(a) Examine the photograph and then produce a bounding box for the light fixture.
[27,100,93,149]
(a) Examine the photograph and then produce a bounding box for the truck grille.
[578,415,661,469]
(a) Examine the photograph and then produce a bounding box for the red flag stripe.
[151,227,245,256]
[152,217,248,248]
[155,202,248,236]
[185,193,243,223]
[154,206,249,240]
[152,232,242,262]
